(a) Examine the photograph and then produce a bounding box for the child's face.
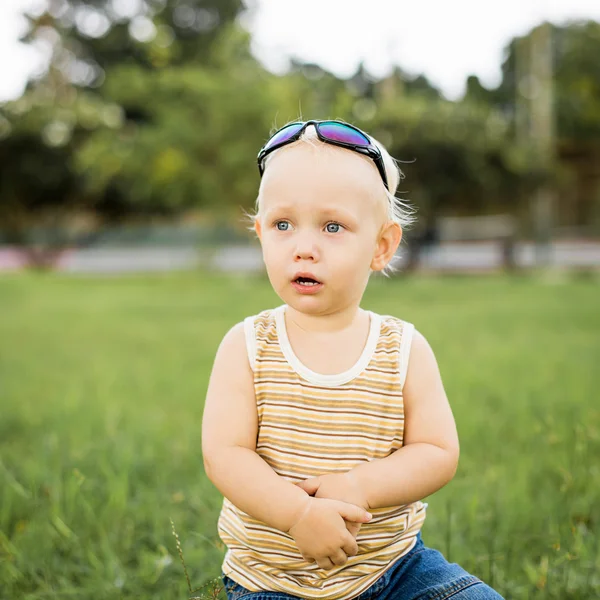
[255,142,395,315]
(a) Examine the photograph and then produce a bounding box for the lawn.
[0,271,598,599]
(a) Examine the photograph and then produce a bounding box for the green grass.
[0,271,599,599]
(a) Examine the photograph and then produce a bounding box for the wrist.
[284,494,311,533]
[347,466,372,510]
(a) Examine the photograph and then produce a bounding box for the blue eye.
[326,222,342,233]
[276,221,290,231]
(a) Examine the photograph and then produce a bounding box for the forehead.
[259,142,386,218]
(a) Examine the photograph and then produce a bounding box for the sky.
[1,0,600,102]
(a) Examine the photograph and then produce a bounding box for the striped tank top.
[218,305,427,600]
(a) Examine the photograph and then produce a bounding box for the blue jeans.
[222,534,504,600]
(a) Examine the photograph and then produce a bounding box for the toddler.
[202,120,503,600]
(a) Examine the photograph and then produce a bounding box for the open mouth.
[294,276,321,287]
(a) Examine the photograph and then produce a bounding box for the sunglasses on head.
[256,120,389,191]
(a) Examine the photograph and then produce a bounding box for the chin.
[278,290,327,313]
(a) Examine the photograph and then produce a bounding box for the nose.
[293,231,320,262]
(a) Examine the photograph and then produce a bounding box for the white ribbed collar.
[274,305,381,387]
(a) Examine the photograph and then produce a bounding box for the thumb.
[295,477,321,496]
[335,501,372,523]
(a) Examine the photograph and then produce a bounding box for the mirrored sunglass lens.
[319,122,370,146]
[263,123,304,150]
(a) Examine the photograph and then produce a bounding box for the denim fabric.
[222,534,504,600]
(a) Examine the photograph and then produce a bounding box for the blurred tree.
[489,20,600,234]
[404,73,443,100]
[463,75,495,106]
[492,20,600,140]
[0,88,121,265]
[364,93,525,271]
[366,66,442,102]
[22,0,246,75]
[74,23,275,218]
[371,95,523,214]
[553,21,600,141]
[3,10,600,270]
[0,0,263,265]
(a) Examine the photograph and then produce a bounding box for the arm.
[349,329,460,509]
[203,322,372,569]
[202,322,310,532]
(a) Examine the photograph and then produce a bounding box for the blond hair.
[252,120,417,276]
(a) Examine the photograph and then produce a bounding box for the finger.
[317,557,334,570]
[295,477,321,496]
[341,536,359,558]
[335,501,372,523]
[345,521,362,538]
[301,554,315,563]
[330,550,348,567]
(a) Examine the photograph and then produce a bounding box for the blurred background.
[1,1,599,599]
[1,0,600,272]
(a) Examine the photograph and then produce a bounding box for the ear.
[371,222,402,272]
[254,217,262,241]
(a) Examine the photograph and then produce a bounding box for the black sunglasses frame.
[256,120,389,191]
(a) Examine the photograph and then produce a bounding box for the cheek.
[261,238,286,271]
[343,236,378,274]
[333,241,372,274]
[340,233,376,258]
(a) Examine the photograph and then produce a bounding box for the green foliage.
[0,273,599,598]
[23,0,246,70]
[2,8,600,238]
[364,96,523,216]
[75,24,275,214]
[554,21,600,140]
[0,88,122,245]
[491,20,600,140]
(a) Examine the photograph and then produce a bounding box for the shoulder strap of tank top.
[243,315,256,371]
[398,321,415,390]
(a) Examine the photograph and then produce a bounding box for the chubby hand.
[296,472,370,538]
[287,496,372,570]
